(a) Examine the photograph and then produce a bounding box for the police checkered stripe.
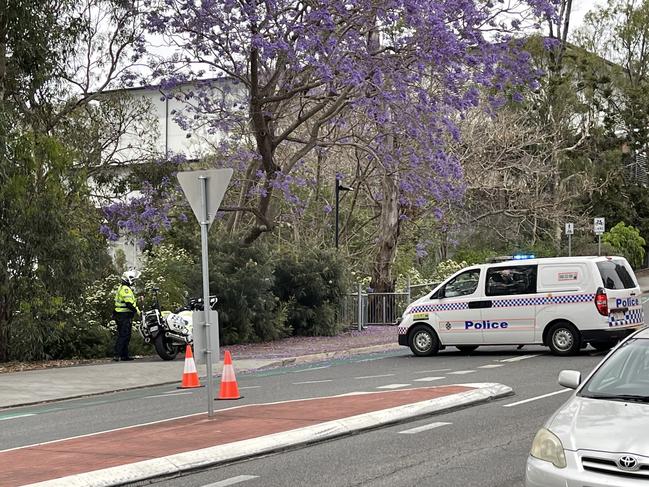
[408,293,596,315]
[547,294,596,304]
[609,308,644,327]
[493,297,544,307]
[398,326,408,335]
[410,302,468,313]
[493,294,595,308]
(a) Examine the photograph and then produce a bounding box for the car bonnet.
[548,395,649,456]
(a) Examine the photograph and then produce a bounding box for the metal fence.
[340,281,440,329]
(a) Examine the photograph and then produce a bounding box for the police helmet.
[121,270,141,286]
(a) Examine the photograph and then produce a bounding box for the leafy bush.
[452,248,497,265]
[203,240,289,344]
[432,260,469,281]
[273,249,346,336]
[9,284,112,361]
[603,222,646,268]
[138,244,197,310]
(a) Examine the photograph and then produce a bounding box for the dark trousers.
[114,312,133,358]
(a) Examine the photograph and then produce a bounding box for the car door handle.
[468,300,493,309]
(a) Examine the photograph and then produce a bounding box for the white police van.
[397,256,644,356]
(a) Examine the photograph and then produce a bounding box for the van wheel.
[548,322,581,356]
[409,325,440,357]
[456,345,479,353]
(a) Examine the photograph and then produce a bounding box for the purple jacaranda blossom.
[99,154,188,249]
[138,0,557,242]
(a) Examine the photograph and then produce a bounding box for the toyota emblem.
[617,455,640,471]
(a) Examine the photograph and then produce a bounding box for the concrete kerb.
[283,343,403,366]
[25,382,512,487]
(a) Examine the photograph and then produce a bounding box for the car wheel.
[456,345,479,353]
[548,322,581,356]
[590,341,617,352]
[409,325,440,357]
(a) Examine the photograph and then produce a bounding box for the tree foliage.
[603,221,646,268]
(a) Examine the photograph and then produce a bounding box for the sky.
[570,0,603,32]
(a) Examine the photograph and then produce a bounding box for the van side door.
[435,268,485,345]
[483,265,538,345]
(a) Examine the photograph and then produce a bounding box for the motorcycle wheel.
[153,334,180,361]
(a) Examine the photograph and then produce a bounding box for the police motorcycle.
[138,288,217,360]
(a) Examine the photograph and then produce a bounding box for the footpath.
[0,326,512,487]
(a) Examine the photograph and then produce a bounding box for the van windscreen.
[596,260,636,289]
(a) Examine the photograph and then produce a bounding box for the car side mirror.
[558,370,581,389]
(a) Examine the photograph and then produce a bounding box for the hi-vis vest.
[114,284,139,314]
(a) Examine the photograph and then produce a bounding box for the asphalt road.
[139,347,603,487]
[1,344,606,486]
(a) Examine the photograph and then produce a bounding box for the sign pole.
[199,176,215,418]
[598,235,601,257]
[177,167,232,417]
[565,223,574,257]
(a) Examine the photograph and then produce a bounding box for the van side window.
[486,265,537,296]
[443,269,480,298]
[597,260,637,289]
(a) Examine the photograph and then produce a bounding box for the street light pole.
[335,179,353,249]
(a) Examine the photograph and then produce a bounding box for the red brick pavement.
[0,385,472,487]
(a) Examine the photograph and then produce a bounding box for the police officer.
[113,270,141,361]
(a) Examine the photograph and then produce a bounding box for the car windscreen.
[580,339,649,400]
[596,260,637,290]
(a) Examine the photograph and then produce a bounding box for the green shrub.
[432,260,469,281]
[138,243,197,310]
[603,222,646,268]
[273,249,346,336]
[10,286,113,361]
[203,240,289,344]
[452,248,498,265]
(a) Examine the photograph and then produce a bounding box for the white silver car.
[526,327,649,486]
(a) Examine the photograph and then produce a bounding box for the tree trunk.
[242,44,279,245]
[371,169,400,293]
[0,293,11,362]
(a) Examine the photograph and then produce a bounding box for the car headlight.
[530,428,566,468]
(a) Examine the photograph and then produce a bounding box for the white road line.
[202,475,259,487]
[0,413,35,421]
[413,377,445,382]
[377,384,411,389]
[292,380,333,385]
[503,389,571,408]
[448,370,475,375]
[354,374,395,380]
[399,422,452,435]
[478,364,505,369]
[239,386,261,390]
[293,365,331,373]
[499,354,541,363]
[145,392,194,399]
[414,369,451,374]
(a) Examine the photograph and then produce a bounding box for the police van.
[397,256,645,356]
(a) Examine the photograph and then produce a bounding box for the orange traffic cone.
[178,345,204,389]
[217,350,242,400]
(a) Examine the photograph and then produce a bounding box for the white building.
[97,77,244,267]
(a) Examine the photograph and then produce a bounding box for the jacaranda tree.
[141,0,557,291]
